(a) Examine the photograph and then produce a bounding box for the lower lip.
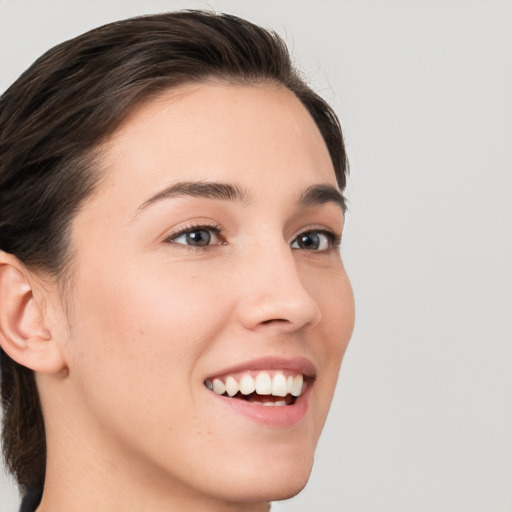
[208,383,312,427]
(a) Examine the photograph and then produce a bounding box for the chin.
[197,423,321,504]
[264,475,311,502]
[213,454,314,504]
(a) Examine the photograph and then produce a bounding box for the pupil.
[187,230,211,246]
[300,232,319,250]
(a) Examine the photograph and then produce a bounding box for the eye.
[291,230,338,251]
[166,225,223,247]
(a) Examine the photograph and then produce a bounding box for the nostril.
[260,318,288,325]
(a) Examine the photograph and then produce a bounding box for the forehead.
[93,82,337,208]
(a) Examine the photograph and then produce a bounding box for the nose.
[236,242,322,333]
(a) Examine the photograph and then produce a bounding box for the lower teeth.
[229,392,295,407]
[252,399,288,407]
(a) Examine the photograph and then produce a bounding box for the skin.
[17,83,355,511]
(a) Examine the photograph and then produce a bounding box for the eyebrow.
[137,181,346,213]
[298,184,347,213]
[138,181,249,211]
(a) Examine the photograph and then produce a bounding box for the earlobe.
[0,252,66,374]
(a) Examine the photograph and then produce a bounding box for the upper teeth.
[205,371,305,398]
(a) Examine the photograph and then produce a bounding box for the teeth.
[286,375,294,394]
[291,375,304,397]
[225,376,239,397]
[239,374,256,395]
[272,373,287,397]
[212,378,225,395]
[252,399,288,407]
[255,372,272,395]
[206,370,307,400]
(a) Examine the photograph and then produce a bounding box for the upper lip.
[205,356,316,380]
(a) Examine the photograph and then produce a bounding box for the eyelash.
[164,223,341,253]
[291,229,341,252]
[164,222,224,251]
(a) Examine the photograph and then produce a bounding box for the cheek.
[307,263,354,404]
[65,261,229,412]
[305,260,355,344]
[327,270,355,371]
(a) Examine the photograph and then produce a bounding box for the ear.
[0,251,66,374]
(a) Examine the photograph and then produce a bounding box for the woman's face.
[54,83,354,506]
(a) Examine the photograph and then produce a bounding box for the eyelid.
[164,221,224,246]
[294,224,342,241]
[162,221,342,252]
[291,227,342,251]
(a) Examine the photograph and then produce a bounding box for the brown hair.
[0,10,348,494]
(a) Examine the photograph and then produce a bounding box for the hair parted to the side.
[0,10,348,494]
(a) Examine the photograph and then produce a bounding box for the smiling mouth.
[204,370,309,407]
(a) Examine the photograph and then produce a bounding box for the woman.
[0,11,354,512]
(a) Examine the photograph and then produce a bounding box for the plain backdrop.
[1,1,511,511]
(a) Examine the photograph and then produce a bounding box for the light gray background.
[1,1,511,511]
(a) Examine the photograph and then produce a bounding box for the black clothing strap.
[20,487,42,512]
